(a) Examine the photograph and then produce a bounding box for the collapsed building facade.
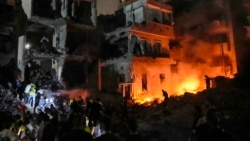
[1,0,100,89]
[100,0,238,103]
[0,1,25,65]
[18,0,68,81]
[19,0,97,83]
[101,0,176,103]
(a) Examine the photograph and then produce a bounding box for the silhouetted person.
[162,89,169,106]
[85,96,93,115]
[61,129,93,141]
[61,113,94,141]
[125,118,143,141]
[88,97,103,126]
[195,110,233,141]
[205,75,211,89]
[33,92,41,113]
[94,117,120,141]
[14,75,23,100]
[189,105,203,141]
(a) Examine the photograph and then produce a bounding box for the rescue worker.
[85,96,93,116]
[94,116,120,141]
[38,90,46,109]
[24,82,33,104]
[67,98,82,120]
[88,97,103,127]
[28,84,36,108]
[40,36,49,53]
[17,120,27,140]
[33,90,42,113]
[14,75,23,101]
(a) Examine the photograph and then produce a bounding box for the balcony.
[207,20,228,34]
[131,21,174,38]
[132,43,170,58]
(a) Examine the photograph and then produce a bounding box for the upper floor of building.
[101,0,175,62]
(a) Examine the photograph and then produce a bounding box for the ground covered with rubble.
[96,84,250,141]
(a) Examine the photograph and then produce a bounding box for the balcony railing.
[132,21,174,38]
[206,20,228,34]
[133,47,170,58]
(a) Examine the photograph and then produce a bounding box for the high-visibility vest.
[29,87,36,95]
[69,99,74,106]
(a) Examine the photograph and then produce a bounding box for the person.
[24,83,34,104]
[61,114,94,141]
[17,103,27,121]
[85,96,93,115]
[162,89,169,106]
[194,108,232,141]
[14,75,22,96]
[28,84,36,108]
[189,105,203,141]
[94,117,121,141]
[38,92,46,108]
[88,97,103,126]
[205,75,211,89]
[61,129,94,141]
[17,120,27,140]
[33,91,41,113]
[40,36,49,53]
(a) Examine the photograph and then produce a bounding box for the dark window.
[142,74,147,90]
[160,74,165,83]
[153,42,162,55]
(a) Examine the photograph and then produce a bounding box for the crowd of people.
[0,73,145,141]
[0,87,139,141]
[0,84,238,141]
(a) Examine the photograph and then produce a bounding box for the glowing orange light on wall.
[177,77,200,94]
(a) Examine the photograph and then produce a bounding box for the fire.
[128,34,236,105]
[132,76,201,105]
[133,91,162,105]
[177,77,200,94]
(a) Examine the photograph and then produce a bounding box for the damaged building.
[100,0,176,103]
[0,0,26,65]
[100,0,239,103]
[19,0,97,83]
[1,0,100,89]
[18,0,68,81]
[0,0,244,100]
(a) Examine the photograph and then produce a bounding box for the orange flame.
[177,76,200,94]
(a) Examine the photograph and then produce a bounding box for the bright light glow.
[133,91,163,105]
[25,44,30,49]
[49,98,54,103]
[177,77,200,94]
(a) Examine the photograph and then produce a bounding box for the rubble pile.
[98,86,250,141]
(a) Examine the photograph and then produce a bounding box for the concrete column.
[21,0,32,19]
[17,36,25,79]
